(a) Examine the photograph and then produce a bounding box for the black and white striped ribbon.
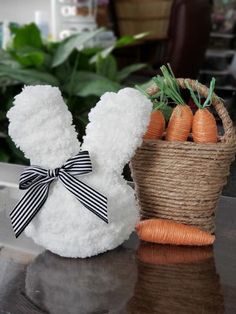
[10,151,108,238]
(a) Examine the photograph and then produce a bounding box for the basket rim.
[146,78,236,145]
[142,138,236,150]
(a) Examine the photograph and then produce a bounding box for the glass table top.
[0,196,236,313]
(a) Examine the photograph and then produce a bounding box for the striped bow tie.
[10,151,108,238]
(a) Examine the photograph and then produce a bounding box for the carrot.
[153,64,193,142]
[186,78,218,144]
[144,110,165,140]
[137,242,213,265]
[166,104,193,141]
[136,80,167,140]
[136,219,215,246]
[192,108,218,143]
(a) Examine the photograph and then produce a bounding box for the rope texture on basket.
[131,78,236,233]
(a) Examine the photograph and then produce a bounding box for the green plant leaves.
[115,32,149,48]
[117,63,147,82]
[5,135,28,164]
[52,28,104,68]
[0,23,150,164]
[64,71,121,97]
[11,47,45,67]
[0,65,59,85]
[12,23,43,49]
[0,49,20,68]
[0,150,9,162]
[7,23,46,68]
[90,32,148,64]
[96,54,117,81]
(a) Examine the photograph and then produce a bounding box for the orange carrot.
[136,79,167,140]
[137,242,213,265]
[166,104,193,141]
[153,64,193,142]
[144,110,165,140]
[136,219,215,246]
[186,78,218,144]
[192,108,218,143]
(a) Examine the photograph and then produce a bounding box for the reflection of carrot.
[136,219,215,246]
[166,105,193,141]
[144,110,165,140]
[137,242,213,265]
[186,78,218,144]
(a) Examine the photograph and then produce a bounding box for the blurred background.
[0,0,236,195]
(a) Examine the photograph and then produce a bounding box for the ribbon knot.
[47,168,60,178]
[10,151,108,238]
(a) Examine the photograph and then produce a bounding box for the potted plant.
[0,23,147,164]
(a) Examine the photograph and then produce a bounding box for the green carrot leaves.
[154,64,185,105]
[185,77,216,109]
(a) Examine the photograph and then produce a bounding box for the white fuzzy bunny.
[7,85,152,258]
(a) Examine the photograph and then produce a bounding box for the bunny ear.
[82,88,152,173]
[7,85,80,169]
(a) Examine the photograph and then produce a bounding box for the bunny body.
[7,86,152,258]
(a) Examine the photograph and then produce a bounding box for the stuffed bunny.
[25,248,137,314]
[7,85,152,258]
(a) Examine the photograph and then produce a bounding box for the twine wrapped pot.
[131,79,236,233]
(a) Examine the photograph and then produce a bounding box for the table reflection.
[127,242,224,314]
[24,248,137,314]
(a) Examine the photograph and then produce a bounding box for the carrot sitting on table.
[136,219,215,246]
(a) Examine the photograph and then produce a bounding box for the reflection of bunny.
[7,86,152,257]
[25,249,137,314]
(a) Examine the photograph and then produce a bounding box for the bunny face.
[8,86,152,258]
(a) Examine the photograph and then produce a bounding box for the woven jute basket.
[131,78,236,233]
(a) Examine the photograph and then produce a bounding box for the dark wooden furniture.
[110,0,213,80]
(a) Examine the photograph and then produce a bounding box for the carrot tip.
[210,235,216,244]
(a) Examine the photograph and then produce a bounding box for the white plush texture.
[7,85,80,169]
[7,86,152,258]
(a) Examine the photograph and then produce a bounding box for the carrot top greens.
[136,79,168,111]
[153,64,185,105]
[185,78,216,109]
